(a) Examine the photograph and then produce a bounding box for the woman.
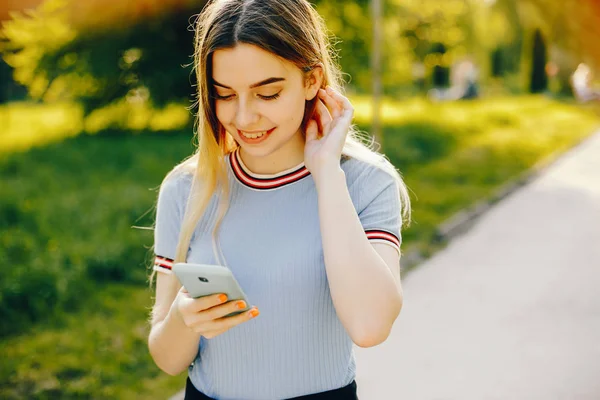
[148,0,411,399]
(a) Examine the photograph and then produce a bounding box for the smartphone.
[172,263,250,316]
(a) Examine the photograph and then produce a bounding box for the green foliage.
[0,133,195,336]
[314,0,515,92]
[1,0,529,112]
[529,29,548,93]
[379,120,459,169]
[313,0,372,89]
[1,0,199,123]
[0,0,77,100]
[2,0,592,103]
[0,102,83,152]
[0,101,190,154]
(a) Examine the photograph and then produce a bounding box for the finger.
[315,99,333,134]
[179,286,191,297]
[326,86,354,116]
[185,299,243,328]
[327,95,353,126]
[319,88,342,119]
[305,118,319,142]
[195,307,260,333]
[188,293,228,313]
[201,327,228,339]
[326,107,354,145]
[326,89,354,139]
[318,88,342,119]
[217,306,260,327]
[191,299,248,325]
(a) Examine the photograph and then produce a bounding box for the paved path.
[354,131,600,400]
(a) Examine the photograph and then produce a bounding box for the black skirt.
[184,377,358,400]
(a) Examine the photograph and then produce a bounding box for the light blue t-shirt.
[153,148,402,400]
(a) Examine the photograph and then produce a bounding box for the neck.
[238,130,306,175]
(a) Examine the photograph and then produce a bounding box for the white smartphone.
[172,263,251,316]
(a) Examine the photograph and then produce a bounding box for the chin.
[235,140,277,157]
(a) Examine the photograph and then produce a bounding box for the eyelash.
[214,92,281,101]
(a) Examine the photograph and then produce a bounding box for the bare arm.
[315,167,403,348]
[148,272,202,376]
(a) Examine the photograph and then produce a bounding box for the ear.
[304,63,324,101]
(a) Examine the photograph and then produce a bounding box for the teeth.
[242,130,267,139]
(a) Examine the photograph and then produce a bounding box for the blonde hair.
[153,0,411,276]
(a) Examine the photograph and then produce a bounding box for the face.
[211,43,321,162]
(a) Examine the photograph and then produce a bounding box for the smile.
[237,127,276,144]
[241,130,269,139]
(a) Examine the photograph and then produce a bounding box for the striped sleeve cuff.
[365,230,401,254]
[154,255,174,274]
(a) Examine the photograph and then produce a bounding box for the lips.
[237,127,275,144]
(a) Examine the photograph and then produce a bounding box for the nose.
[235,97,259,129]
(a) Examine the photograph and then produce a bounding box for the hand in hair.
[304,86,354,182]
[174,287,260,339]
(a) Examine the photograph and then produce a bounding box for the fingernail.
[236,301,246,309]
[249,308,260,318]
[219,294,228,303]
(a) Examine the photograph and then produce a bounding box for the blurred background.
[1,0,600,398]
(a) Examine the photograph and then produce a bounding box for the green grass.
[0,132,195,398]
[0,284,184,399]
[1,95,599,399]
[0,133,195,336]
[0,100,190,154]
[354,95,600,252]
[0,102,84,153]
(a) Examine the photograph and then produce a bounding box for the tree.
[489,0,524,78]
[389,0,514,91]
[520,0,600,94]
[529,29,547,93]
[1,0,203,132]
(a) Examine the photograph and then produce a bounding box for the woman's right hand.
[173,287,259,339]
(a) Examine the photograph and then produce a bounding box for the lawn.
[1,95,598,399]
[0,284,183,399]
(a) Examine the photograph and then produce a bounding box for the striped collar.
[228,148,311,190]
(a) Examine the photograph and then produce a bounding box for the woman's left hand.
[304,86,354,181]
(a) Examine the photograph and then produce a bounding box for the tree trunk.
[371,0,383,148]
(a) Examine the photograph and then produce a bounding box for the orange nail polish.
[250,309,260,318]
[219,294,227,303]
[236,301,246,309]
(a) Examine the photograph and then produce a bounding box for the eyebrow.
[212,77,286,89]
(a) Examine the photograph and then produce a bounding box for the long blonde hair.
[157,0,411,271]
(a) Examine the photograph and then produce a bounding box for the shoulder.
[340,156,402,216]
[340,155,398,190]
[162,168,193,190]
[157,169,194,207]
